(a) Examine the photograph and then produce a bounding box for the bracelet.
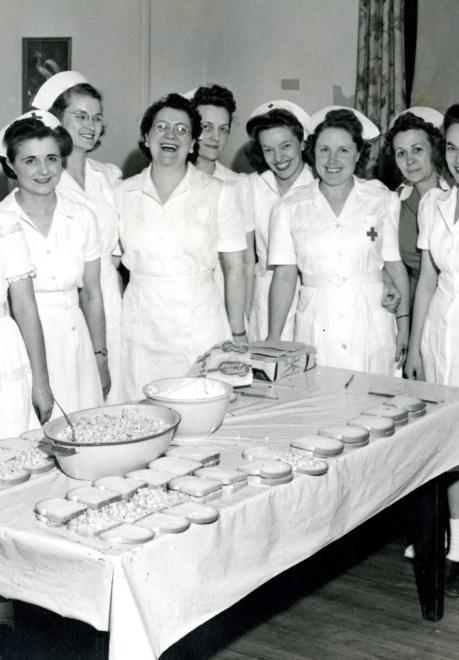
[396,314,410,320]
[232,330,247,337]
[94,348,108,357]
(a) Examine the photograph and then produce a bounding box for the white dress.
[0,191,103,417]
[242,164,314,341]
[118,164,247,400]
[57,158,123,404]
[0,215,39,437]
[418,187,459,385]
[269,177,401,375]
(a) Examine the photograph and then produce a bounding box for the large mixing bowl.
[143,377,232,438]
[43,403,180,480]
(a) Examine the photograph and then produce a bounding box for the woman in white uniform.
[243,101,314,341]
[268,108,410,375]
[0,208,53,437]
[118,93,247,399]
[405,104,459,595]
[32,71,123,403]
[189,84,255,300]
[0,114,109,416]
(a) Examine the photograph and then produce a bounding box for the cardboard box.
[249,340,316,382]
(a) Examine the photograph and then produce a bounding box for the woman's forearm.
[267,265,298,340]
[221,250,246,334]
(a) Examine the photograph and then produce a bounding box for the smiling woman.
[117,93,247,399]
[267,107,411,376]
[0,113,109,416]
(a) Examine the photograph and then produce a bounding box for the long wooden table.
[0,366,458,659]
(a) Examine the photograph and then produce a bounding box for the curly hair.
[192,84,236,123]
[50,82,105,149]
[444,104,459,132]
[1,118,72,179]
[383,111,445,175]
[138,93,201,163]
[245,108,305,173]
[304,109,370,178]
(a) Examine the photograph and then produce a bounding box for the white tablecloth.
[1,366,459,660]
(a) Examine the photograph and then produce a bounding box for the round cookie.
[290,436,343,457]
[386,395,426,414]
[363,404,409,427]
[347,415,395,438]
[319,424,370,445]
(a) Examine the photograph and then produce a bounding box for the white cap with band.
[308,105,380,140]
[389,106,444,129]
[0,110,61,158]
[32,71,88,110]
[247,99,311,135]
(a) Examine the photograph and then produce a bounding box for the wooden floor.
[8,502,459,660]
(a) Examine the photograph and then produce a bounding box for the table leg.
[412,475,447,621]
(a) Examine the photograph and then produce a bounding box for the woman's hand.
[404,348,424,381]
[381,278,401,313]
[32,380,54,425]
[96,354,111,399]
[232,331,248,346]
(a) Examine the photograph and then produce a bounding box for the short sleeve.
[79,205,102,262]
[216,180,247,253]
[417,189,439,250]
[268,198,297,266]
[381,191,401,262]
[0,215,35,282]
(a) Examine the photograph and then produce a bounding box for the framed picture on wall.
[22,37,72,111]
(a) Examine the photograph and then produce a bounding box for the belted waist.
[35,289,79,308]
[130,269,214,284]
[302,270,383,287]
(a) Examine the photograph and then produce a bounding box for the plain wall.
[0,0,359,181]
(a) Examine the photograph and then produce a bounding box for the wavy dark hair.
[138,93,201,163]
[50,82,105,150]
[1,118,72,179]
[192,84,236,124]
[305,109,370,178]
[245,108,306,173]
[383,112,445,176]
[444,104,459,132]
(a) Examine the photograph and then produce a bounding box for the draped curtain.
[354,0,406,176]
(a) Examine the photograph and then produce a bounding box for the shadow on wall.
[231,142,254,174]
[121,150,150,179]
[0,173,11,201]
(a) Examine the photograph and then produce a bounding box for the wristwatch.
[94,348,108,357]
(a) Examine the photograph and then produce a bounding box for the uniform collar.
[259,163,313,196]
[437,186,458,231]
[3,189,74,229]
[140,162,211,202]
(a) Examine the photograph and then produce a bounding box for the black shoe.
[0,624,26,659]
[445,559,459,597]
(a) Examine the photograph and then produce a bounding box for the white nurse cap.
[32,71,88,110]
[308,106,380,140]
[248,100,311,135]
[389,106,444,129]
[0,110,61,158]
[181,88,197,100]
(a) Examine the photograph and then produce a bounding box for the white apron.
[243,166,314,341]
[269,178,401,375]
[418,188,459,385]
[121,270,231,400]
[58,161,123,404]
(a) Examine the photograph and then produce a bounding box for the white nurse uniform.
[57,158,123,403]
[242,164,314,341]
[0,191,103,416]
[118,164,247,400]
[0,215,39,437]
[269,177,400,375]
[418,187,459,385]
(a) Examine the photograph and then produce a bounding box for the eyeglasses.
[200,122,230,137]
[64,110,104,125]
[151,121,191,137]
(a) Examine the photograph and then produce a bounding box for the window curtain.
[354,0,406,176]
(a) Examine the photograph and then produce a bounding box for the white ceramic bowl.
[143,377,232,437]
[43,403,180,480]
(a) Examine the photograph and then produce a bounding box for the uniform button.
[71,326,76,331]
[342,343,347,349]
[51,276,56,280]
[46,249,51,254]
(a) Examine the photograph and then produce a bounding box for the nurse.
[117,93,247,399]
[268,107,410,375]
[243,101,314,341]
[188,84,255,301]
[0,204,53,436]
[405,104,459,595]
[32,71,123,403]
[0,112,109,416]
[384,107,447,304]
